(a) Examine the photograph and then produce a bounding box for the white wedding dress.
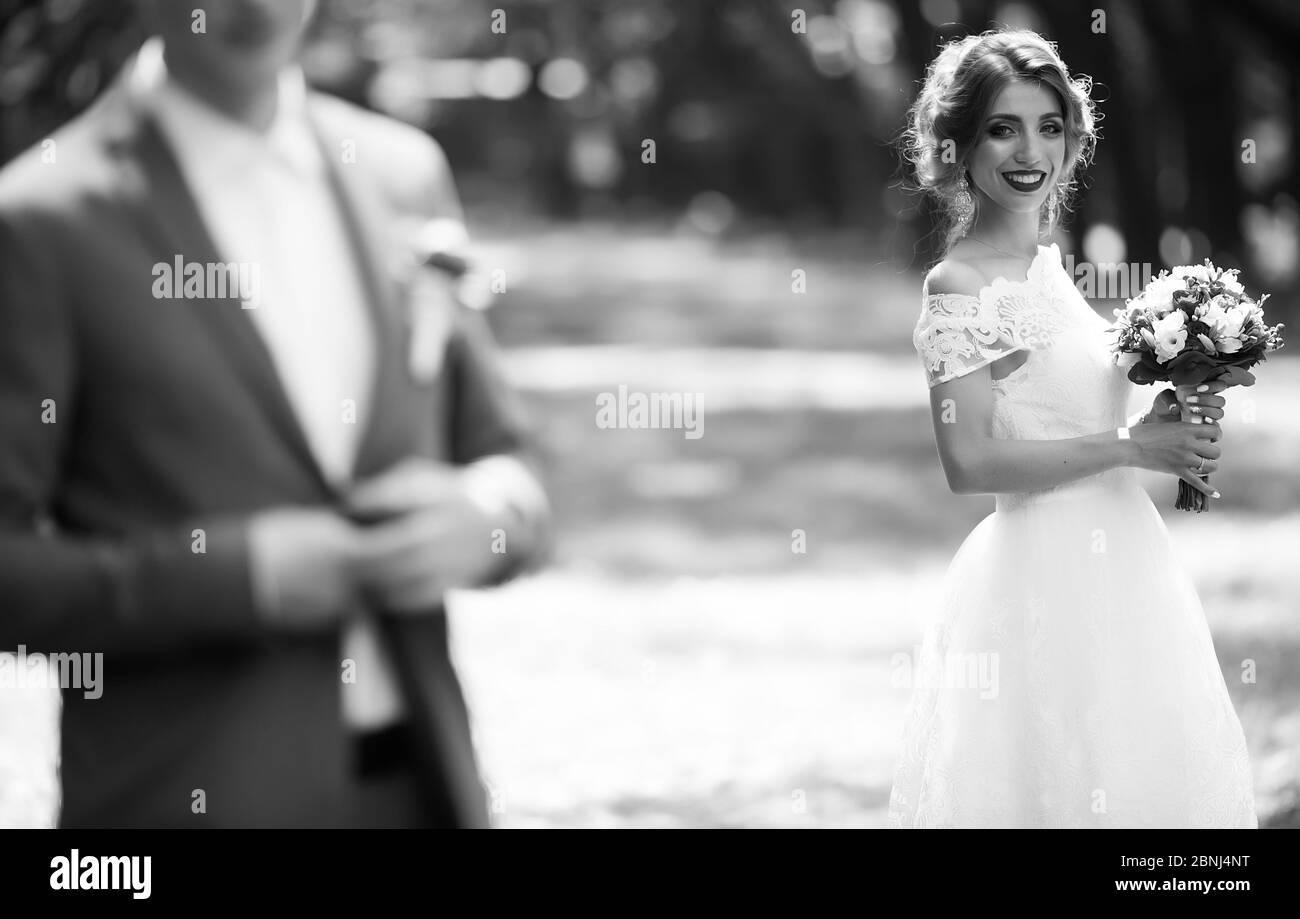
[889,243,1256,828]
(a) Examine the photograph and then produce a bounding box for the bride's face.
[966,80,1066,219]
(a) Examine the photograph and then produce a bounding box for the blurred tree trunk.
[1100,0,1170,263]
[1235,0,1300,214]
[1174,0,1244,260]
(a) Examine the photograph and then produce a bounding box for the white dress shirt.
[131,37,407,730]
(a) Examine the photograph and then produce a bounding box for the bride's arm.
[930,369,1128,494]
[928,368,1222,498]
[920,263,1222,499]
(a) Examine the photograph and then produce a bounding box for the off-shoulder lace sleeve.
[912,292,1032,388]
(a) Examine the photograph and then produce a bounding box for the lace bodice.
[913,244,1140,510]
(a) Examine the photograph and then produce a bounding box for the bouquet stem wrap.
[1175,405,1211,513]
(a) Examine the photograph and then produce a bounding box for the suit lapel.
[306,99,418,481]
[111,80,423,495]
[103,71,425,496]
[110,97,335,496]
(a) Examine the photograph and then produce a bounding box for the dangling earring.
[953,174,975,237]
[1045,184,1063,218]
[1040,184,1061,235]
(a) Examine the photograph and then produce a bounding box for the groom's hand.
[247,507,364,631]
[347,458,506,614]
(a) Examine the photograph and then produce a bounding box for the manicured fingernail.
[1197,384,1209,392]
[1186,395,1199,403]
[1212,491,1221,499]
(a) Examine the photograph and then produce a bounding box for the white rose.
[1201,303,1227,329]
[1137,274,1182,316]
[1206,305,1247,354]
[1216,304,1247,338]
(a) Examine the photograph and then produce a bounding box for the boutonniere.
[399,219,472,383]
[403,265,458,383]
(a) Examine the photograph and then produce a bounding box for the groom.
[0,1,548,826]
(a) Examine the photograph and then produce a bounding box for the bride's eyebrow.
[986,112,1064,123]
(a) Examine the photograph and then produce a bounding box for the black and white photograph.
[0,0,1296,855]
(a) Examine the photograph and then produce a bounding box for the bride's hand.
[1172,380,1228,423]
[1128,421,1222,498]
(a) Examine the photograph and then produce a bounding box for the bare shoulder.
[923,256,988,299]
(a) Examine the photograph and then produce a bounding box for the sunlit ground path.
[3,347,1295,828]
[455,553,1299,829]
[460,343,1300,828]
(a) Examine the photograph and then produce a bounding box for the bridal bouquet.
[1108,260,1285,512]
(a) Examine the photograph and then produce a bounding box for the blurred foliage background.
[4,0,1300,310]
[2,0,1297,828]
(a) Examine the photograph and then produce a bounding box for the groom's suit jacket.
[0,64,537,827]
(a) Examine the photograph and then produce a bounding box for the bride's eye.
[1042,122,1064,136]
[989,124,1014,138]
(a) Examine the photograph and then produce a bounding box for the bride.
[889,29,1256,827]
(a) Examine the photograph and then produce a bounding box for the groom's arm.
[444,301,553,585]
[343,105,552,586]
[406,127,552,584]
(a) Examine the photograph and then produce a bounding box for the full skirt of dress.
[888,471,1257,828]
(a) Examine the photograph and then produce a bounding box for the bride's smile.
[1001,170,1046,192]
